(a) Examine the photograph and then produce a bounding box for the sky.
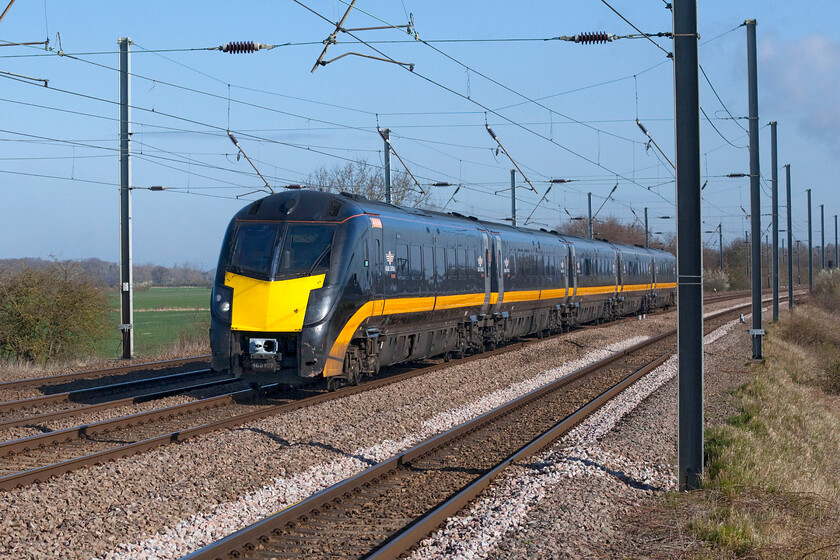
[1,1,838,269]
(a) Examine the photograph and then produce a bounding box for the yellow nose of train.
[224,271,326,332]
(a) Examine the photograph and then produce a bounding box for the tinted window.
[436,247,446,280]
[410,245,422,276]
[229,222,282,278]
[396,244,408,276]
[423,246,434,281]
[276,224,334,279]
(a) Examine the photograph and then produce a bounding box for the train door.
[651,254,658,290]
[613,249,620,294]
[648,255,655,290]
[616,251,623,294]
[568,244,577,298]
[369,218,384,315]
[561,241,571,305]
[490,233,504,312]
[480,231,492,315]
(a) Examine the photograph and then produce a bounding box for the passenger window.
[423,246,434,281]
[410,245,422,277]
[467,249,476,275]
[436,247,446,280]
[458,247,466,278]
[447,248,456,275]
[396,244,408,276]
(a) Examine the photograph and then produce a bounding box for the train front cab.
[210,194,372,386]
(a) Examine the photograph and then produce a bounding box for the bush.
[812,268,840,312]
[0,262,109,363]
[704,268,730,292]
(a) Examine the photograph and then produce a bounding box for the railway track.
[179,300,775,560]
[0,369,239,431]
[0,355,210,393]
[0,290,770,493]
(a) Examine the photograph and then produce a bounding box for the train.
[210,189,676,389]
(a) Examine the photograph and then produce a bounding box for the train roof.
[235,190,673,258]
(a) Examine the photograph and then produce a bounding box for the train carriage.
[210,190,676,388]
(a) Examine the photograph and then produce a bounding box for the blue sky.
[1,1,838,268]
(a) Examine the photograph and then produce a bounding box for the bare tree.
[306,158,430,207]
[556,215,650,246]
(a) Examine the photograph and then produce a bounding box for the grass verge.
[640,271,840,559]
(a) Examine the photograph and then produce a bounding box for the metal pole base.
[750,330,763,360]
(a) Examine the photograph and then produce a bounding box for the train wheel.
[444,351,451,363]
[327,377,341,392]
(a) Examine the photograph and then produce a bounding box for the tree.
[556,215,650,246]
[306,158,430,207]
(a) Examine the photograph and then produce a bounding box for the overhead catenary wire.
[290,1,675,211]
[317,0,651,148]
[599,0,672,57]
[3,9,752,228]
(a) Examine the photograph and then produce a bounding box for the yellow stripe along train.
[210,190,676,390]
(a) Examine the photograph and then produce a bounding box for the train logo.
[477,255,483,270]
[503,258,510,274]
[385,251,396,273]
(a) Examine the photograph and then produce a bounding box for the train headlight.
[212,283,233,324]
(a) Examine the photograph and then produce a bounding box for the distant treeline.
[0,258,215,289]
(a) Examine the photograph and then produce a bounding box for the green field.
[103,287,211,357]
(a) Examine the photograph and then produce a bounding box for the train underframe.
[332,290,674,390]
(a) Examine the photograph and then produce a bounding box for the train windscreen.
[276,224,335,279]
[229,222,282,279]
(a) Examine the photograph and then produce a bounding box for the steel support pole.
[766,235,771,289]
[835,215,838,269]
[645,207,649,248]
[746,230,750,278]
[781,238,785,287]
[383,128,391,204]
[785,164,793,308]
[770,122,779,321]
[746,20,762,359]
[719,224,724,271]
[820,204,825,270]
[510,169,516,226]
[807,188,813,290]
[118,37,133,359]
[588,192,593,238]
[673,0,703,491]
[797,241,801,285]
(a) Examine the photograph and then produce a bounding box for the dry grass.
[633,273,840,559]
[0,326,209,383]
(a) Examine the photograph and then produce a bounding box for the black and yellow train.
[210,190,676,389]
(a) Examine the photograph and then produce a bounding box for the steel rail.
[180,300,767,560]
[0,355,210,392]
[0,377,238,431]
[0,368,223,414]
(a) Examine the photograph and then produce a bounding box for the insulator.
[575,31,611,44]
[222,41,256,54]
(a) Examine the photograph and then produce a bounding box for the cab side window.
[396,244,409,277]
